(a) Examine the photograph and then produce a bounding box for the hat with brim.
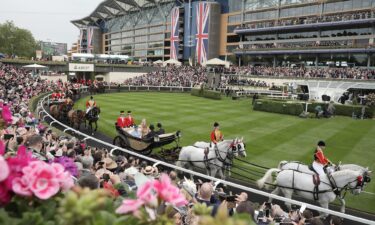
[142,166,155,175]
[104,158,118,170]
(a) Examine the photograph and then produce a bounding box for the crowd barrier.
[36,94,375,225]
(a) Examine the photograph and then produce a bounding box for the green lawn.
[75,92,375,214]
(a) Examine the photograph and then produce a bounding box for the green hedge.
[307,102,374,118]
[253,99,304,116]
[253,99,375,118]
[191,88,222,100]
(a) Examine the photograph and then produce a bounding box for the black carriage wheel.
[113,136,125,147]
[141,147,153,155]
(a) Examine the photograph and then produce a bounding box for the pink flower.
[12,176,32,197]
[51,163,74,190]
[116,199,144,215]
[22,161,60,200]
[0,156,9,182]
[153,174,188,207]
[1,105,13,124]
[0,140,5,155]
[116,173,188,215]
[137,180,157,207]
[5,145,34,190]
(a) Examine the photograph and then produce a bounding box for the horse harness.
[203,142,236,170]
[281,170,364,201]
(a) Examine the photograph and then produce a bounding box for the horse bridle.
[329,174,365,198]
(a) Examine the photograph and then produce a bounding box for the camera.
[225,195,237,202]
[102,173,110,182]
[4,134,14,140]
[265,209,270,217]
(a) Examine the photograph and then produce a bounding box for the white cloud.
[0,0,103,49]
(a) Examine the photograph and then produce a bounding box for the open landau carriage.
[113,125,181,160]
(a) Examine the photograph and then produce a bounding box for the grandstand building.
[72,0,375,67]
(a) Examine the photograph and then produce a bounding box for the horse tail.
[278,160,289,170]
[257,168,280,190]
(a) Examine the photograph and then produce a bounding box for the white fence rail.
[37,95,375,225]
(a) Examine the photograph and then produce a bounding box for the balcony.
[235,18,375,35]
[233,45,375,55]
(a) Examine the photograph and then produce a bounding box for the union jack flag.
[170,7,179,60]
[87,27,94,53]
[195,2,210,64]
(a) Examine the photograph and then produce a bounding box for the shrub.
[191,88,222,100]
[253,99,304,116]
[254,99,374,118]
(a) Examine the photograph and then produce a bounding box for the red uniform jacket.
[124,116,135,127]
[210,129,223,144]
[117,117,126,128]
[86,100,96,108]
[314,148,329,165]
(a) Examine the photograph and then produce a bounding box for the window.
[245,10,277,21]
[149,34,164,41]
[228,14,241,23]
[135,28,148,35]
[150,26,164,33]
[280,5,320,18]
[245,0,278,10]
[134,36,147,43]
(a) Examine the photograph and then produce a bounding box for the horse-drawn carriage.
[112,125,181,157]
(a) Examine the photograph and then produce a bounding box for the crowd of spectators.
[121,65,375,89]
[0,64,348,225]
[237,11,374,30]
[227,66,375,80]
[221,76,269,88]
[239,40,359,50]
[123,65,207,87]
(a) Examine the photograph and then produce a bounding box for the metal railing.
[36,94,375,225]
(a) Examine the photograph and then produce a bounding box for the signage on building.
[36,50,42,60]
[68,63,94,72]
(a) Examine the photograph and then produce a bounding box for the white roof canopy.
[202,58,230,68]
[22,64,48,69]
[163,59,181,67]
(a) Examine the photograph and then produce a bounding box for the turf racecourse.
[75,92,375,214]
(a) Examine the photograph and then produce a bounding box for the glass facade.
[227,0,375,67]
[103,2,174,58]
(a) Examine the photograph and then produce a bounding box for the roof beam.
[97,12,109,19]
[104,6,120,15]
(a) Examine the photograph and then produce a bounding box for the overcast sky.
[0,0,103,48]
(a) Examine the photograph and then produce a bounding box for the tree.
[0,21,37,58]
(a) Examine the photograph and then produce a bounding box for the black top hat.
[317,141,326,147]
[127,111,131,114]
[120,111,124,113]
[213,122,219,127]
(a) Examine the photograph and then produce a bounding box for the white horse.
[278,161,372,184]
[257,168,365,217]
[177,138,246,179]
